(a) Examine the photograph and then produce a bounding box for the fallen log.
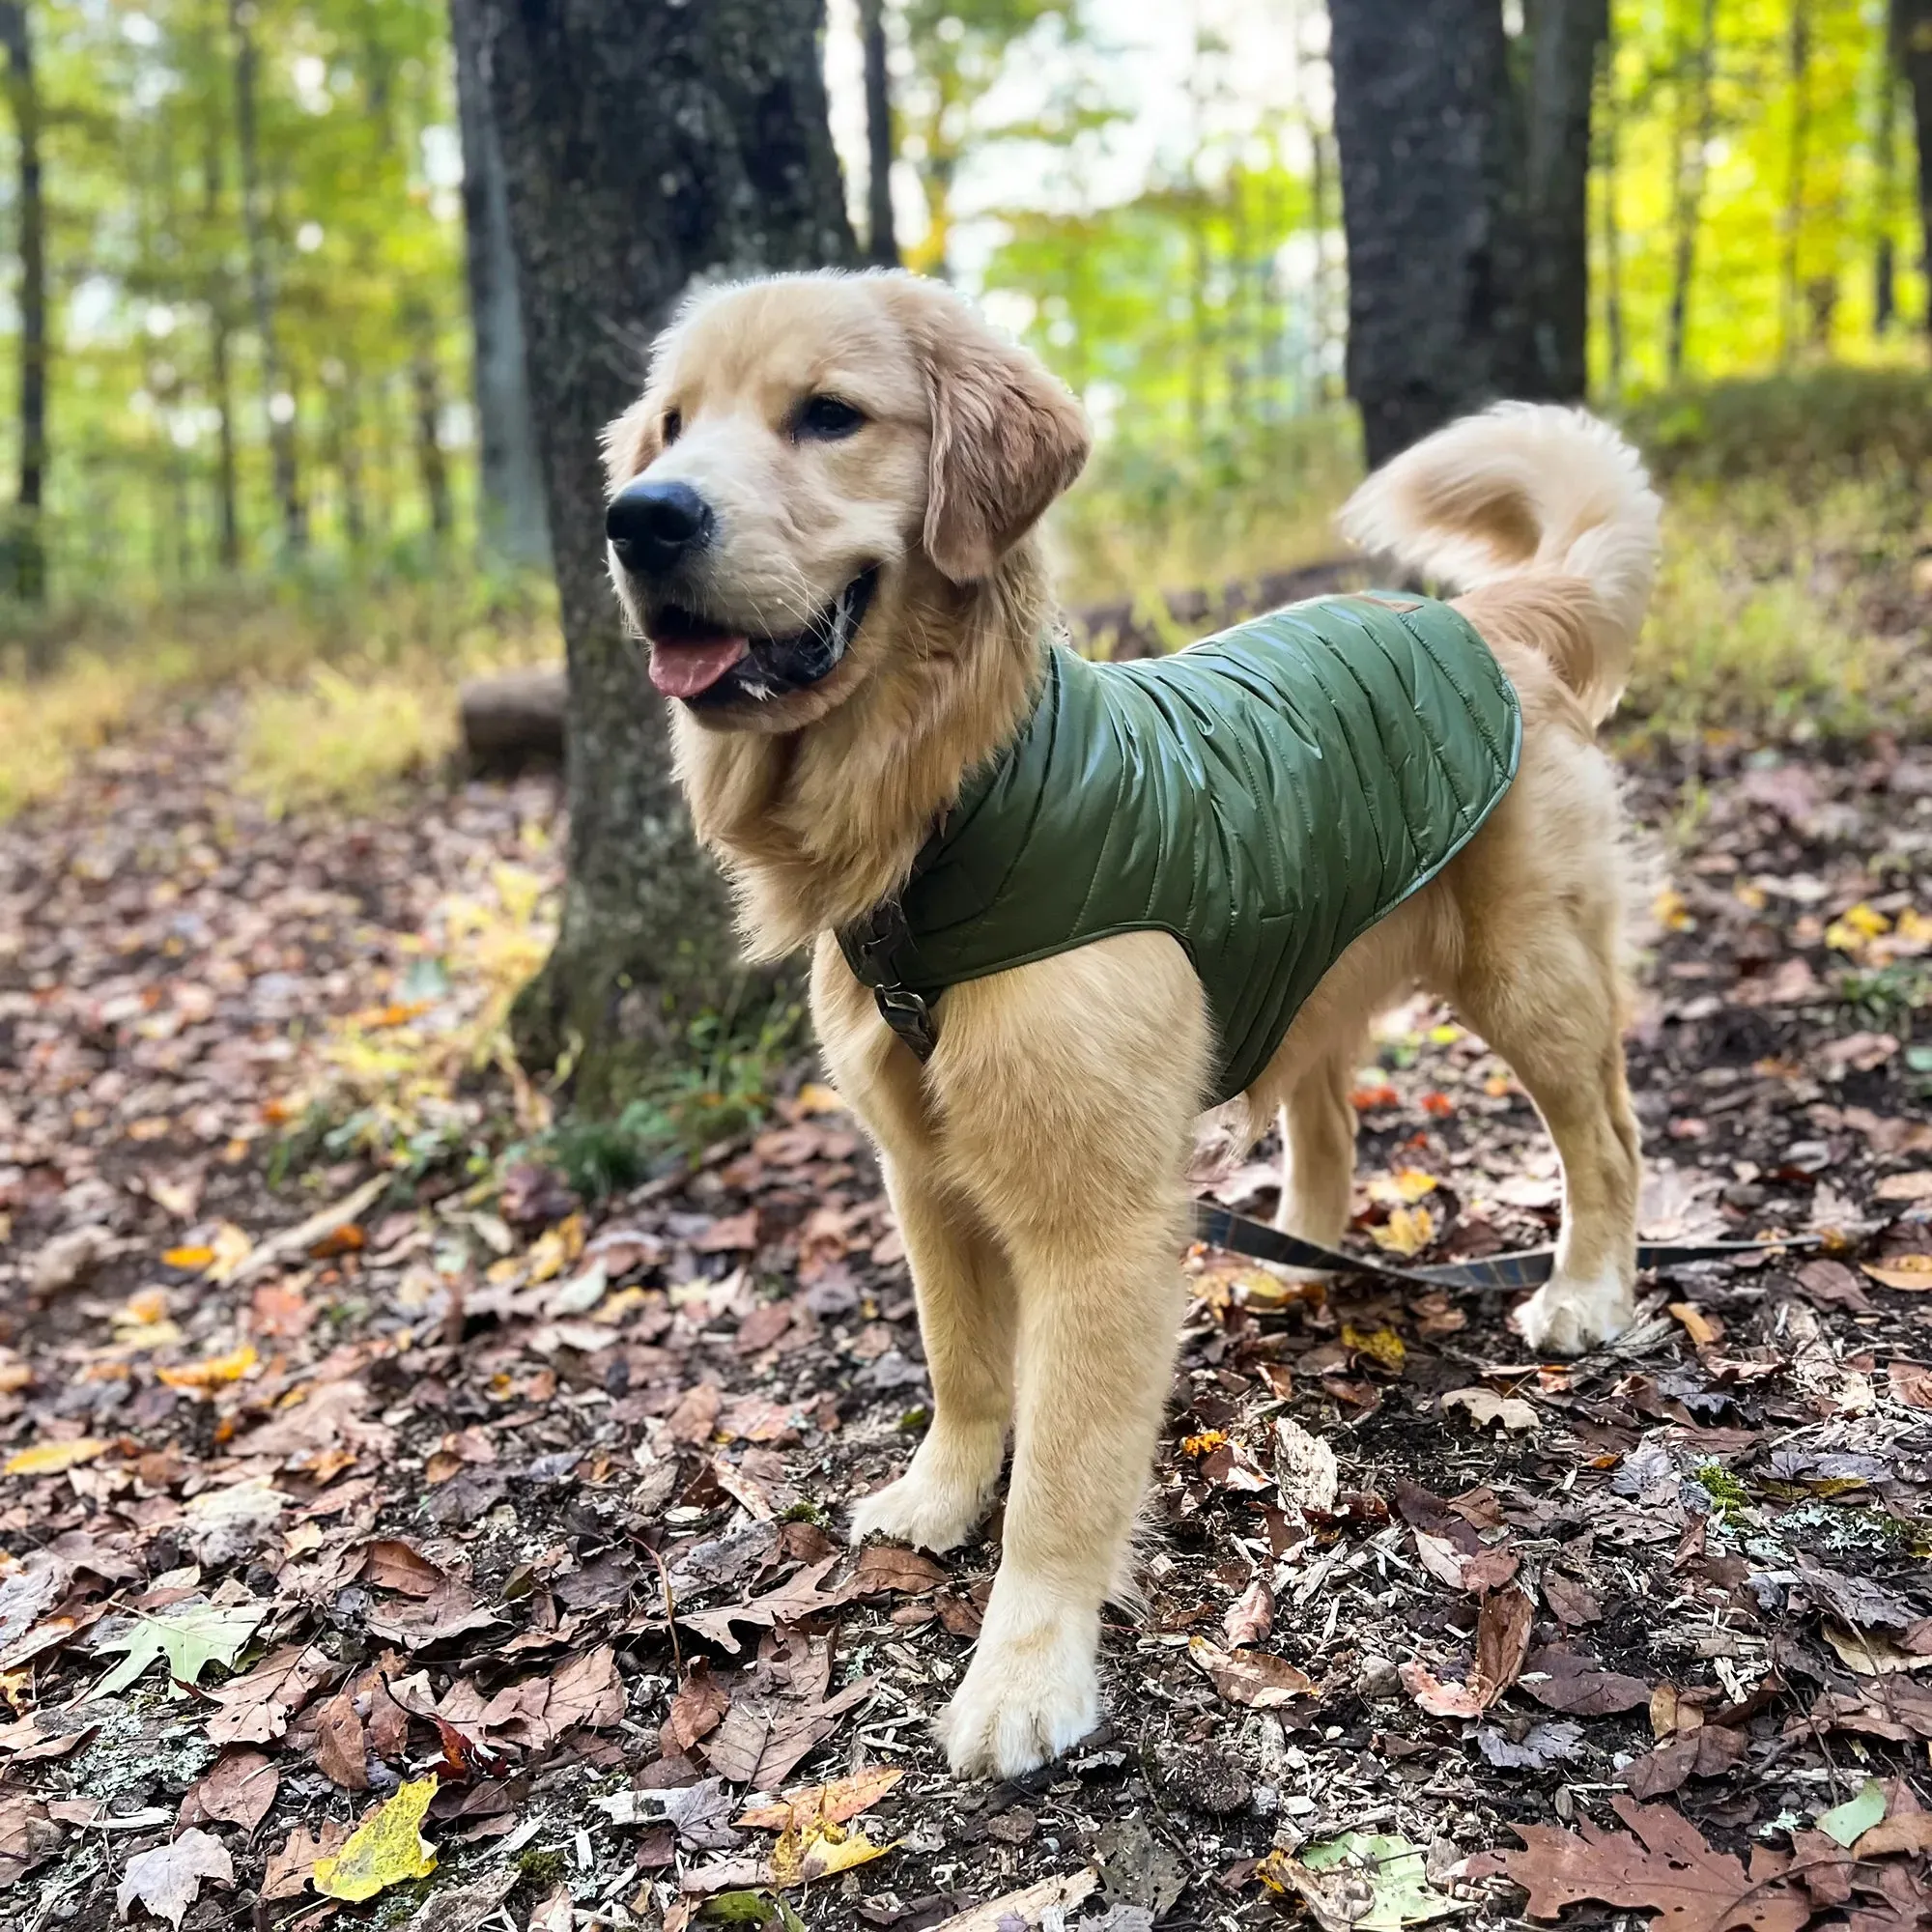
[457,555,1367,770]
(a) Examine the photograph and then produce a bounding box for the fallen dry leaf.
[4,1438,106,1477]
[1862,1255,1932,1291]
[116,1827,233,1929]
[1187,1635,1317,1709]
[312,1776,439,1902]
[1441,1386,1539,1432]
[179,1751,280,1832]
[1474,1791,1808,1932]
[1520,1646,1652,1716]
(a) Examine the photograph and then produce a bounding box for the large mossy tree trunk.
[467,0,856,1113]
[1328,0,1606,468]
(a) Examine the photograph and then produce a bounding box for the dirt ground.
[1,696,1930,1932]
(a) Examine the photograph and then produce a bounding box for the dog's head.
[602,271,1090,732]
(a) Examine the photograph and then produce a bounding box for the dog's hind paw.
[939,1606,1100,1779]
[1513,1266,1634,1355]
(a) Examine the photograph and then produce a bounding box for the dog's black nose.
[606,479,713,575]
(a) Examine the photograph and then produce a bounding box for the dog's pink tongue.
[648,636,749,698]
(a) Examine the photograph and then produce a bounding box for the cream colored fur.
[603,270,1662,1780]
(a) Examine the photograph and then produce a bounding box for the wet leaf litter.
[0,707,1927,1925]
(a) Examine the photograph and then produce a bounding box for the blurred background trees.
[1,0,1925,603]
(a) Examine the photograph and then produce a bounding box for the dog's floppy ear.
[896,283,1091,584]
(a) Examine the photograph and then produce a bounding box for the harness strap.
[1191,1201,1814,1292]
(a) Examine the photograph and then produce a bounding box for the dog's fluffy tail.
[1337,402,1662,724]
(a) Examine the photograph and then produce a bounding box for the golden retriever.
[600,270,1662,1779]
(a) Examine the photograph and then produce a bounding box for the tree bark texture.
[1329,0,1539,469]
[449,0,552,565]
[0,0,46,602]
[1896,0,1932,333]
[468,0,855,1111]
[1875,34,1900,334]
[861,0,898,266]
[1524,0,1610,403]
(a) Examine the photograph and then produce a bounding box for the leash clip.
[874,986,937,1062]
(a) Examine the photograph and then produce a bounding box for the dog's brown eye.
[796,395,865,441]
[663,409,682,446]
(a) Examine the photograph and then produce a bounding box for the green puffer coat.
[838,593,1521,1105]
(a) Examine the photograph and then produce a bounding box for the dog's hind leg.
[1452,896,1640,1355]
[1275,1036,1368,1247]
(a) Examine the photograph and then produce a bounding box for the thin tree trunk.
[410,325,452,540]
[229,0,303,551]
[861,0,898,266]
[333,371,366,549]
[1781,0,1812,364]
[469,0,856,1110]
[0,1,46,603]
[1665,0,1719,381]
[449,0,551,566]
[1598,41,1626,395]
[1327,0,1540,468]
[1875,33,1900,334]
[210,313,241,567]
[1524,0,1609,399]
[1894,0,1932,334]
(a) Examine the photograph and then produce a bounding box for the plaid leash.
[1190,1201,1815,1293]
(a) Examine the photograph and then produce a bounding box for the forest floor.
[2,682,1932,1932]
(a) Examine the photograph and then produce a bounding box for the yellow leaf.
[795,1082,848,1116]
[1369,1204,1435,1257]
[312,1777,439,1902]
[1842,902,1891,939]
[1652,887,1692,932]
[161,1245,213,1270]
[118,1288,169,1327]
[156,1343,258,1390]
[1180,1430,1229,1457]
[5,1438,107,1477]
[1667,1302,1720,1348]
[1862,1255,1932,1292]
[205,1223,254,1284]
[771,1820,893,1887]
[739,1766,903,1833]
[1342,1323,1407,1375]
[1369,1167,1438,1206]
[1895,907,1932,946]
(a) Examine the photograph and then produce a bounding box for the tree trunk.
[1597,40,1627,395]
[1665,0,1719,380]
[1875,33,1900,335]
[1781,0,1812,364]
[860,0,898,266]
[410,323,453,540]
[230,0,304,551]
[1523,0,1610,401]
[1328,0,1541,468]
[469,0,855,1111]
[201,111,242,571]
[1895,0,1932,333]
[0,1,46,603]
[449,0,552,566]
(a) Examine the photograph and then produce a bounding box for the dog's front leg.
[850,1162,1015,1551]
[927,934,1208,1779]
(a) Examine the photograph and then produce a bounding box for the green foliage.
[3,0,467,604]
[544,993,808,1198]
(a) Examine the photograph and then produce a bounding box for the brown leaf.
[1224,1576,1273,1648]
[1187,1636,1317,1710]
[360,1539,445,1597]
[701,1673,879,1787]
[1624,1722,1749,1799]
[1475,1586,1534,1703]
[668,1382,724,1446]
[313,1687,368,1789]
[0,1796,60,1887]
[1521,1646,1652,1716]
[1855,1811,1932,1859]
[695,1209,760,1252]
[677,1555,864,1655]
[365,1575,497,1651]
[547,1643,625,1731]
[260,1819,352,1903]
[851,1544,948,1596]
[1888,1362,1932,1410]
[1543,1573,1604,1629]
[1474,1792,1809,1932]
[179,1750,280,1832]
[205,1643,331,1747]
[668,1662,731,1752]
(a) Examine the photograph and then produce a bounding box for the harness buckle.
[874,986,937,1062]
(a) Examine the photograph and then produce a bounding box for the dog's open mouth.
[644,568,879,705]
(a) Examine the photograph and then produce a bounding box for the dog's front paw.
[1514,1266,1634,1355]
[849,1423,1005,1551]
[939,1608,1099,1779]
